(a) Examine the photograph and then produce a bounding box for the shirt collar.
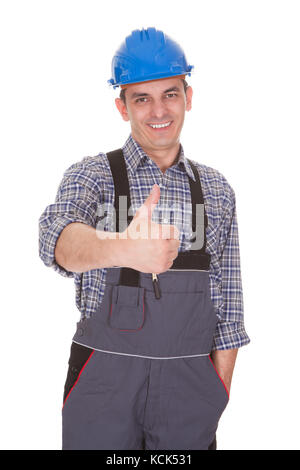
[122,134,196,182]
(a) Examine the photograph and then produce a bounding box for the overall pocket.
[109,285,145,331]
[62,342,95,407]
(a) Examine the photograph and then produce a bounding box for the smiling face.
[115,77,193,155]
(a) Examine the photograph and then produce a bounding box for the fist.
[122,184,180,273]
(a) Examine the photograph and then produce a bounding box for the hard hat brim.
[119,74,187,90]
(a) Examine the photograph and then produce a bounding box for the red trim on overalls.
[62,351,95,408]
[209,356,230,399]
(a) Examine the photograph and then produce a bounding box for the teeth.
[149,121,171,129]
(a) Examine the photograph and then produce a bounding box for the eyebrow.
[130,86,181,99]
[164,86,181,94]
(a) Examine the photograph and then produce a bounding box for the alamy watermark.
[95,196,205,251]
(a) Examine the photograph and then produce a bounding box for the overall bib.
[62,149,229,450]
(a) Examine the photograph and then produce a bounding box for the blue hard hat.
[108,27,193,89]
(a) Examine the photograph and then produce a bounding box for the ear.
[185,86,193,112]
[115,97,130,122]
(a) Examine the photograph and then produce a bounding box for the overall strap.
[106,149,137,287]
[187,159,208,253]
[106,148,133,232]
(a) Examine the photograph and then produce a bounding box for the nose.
[150,98,168,121]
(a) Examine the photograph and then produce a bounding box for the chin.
[155,134,179,146]
[155,139,176,147]
[146,131,178,146]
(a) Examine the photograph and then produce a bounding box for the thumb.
[133,184,160,220]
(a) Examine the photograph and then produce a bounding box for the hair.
[119,78,189,104]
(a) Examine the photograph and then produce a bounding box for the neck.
[133,137,181,173]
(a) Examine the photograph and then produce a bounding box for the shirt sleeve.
[211,185,251,351]
[38,161,102,278]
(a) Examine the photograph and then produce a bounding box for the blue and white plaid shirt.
[39,134,250,351]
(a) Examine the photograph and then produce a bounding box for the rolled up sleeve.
[212,186,250,351]
[38,162,102,277]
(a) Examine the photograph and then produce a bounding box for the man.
[39,27,250,450]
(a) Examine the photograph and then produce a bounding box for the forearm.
[54,222,127,273]
[210,348,238,395]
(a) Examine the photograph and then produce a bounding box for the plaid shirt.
[39,134,250,351]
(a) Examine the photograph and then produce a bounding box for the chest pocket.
[109,285,145,330]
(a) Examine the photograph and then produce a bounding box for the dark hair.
[119,78,189,104]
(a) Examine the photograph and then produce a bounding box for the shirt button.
[163,218,168,224]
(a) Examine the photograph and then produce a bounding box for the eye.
[165,93,178,99]
[135,97,148,103]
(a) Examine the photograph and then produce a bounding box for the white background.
[1,0,299,450]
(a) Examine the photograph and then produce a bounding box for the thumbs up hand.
[121,184,180,274]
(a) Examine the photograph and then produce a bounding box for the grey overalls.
[62,149,229,450]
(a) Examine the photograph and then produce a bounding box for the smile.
[148,121,172,129]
